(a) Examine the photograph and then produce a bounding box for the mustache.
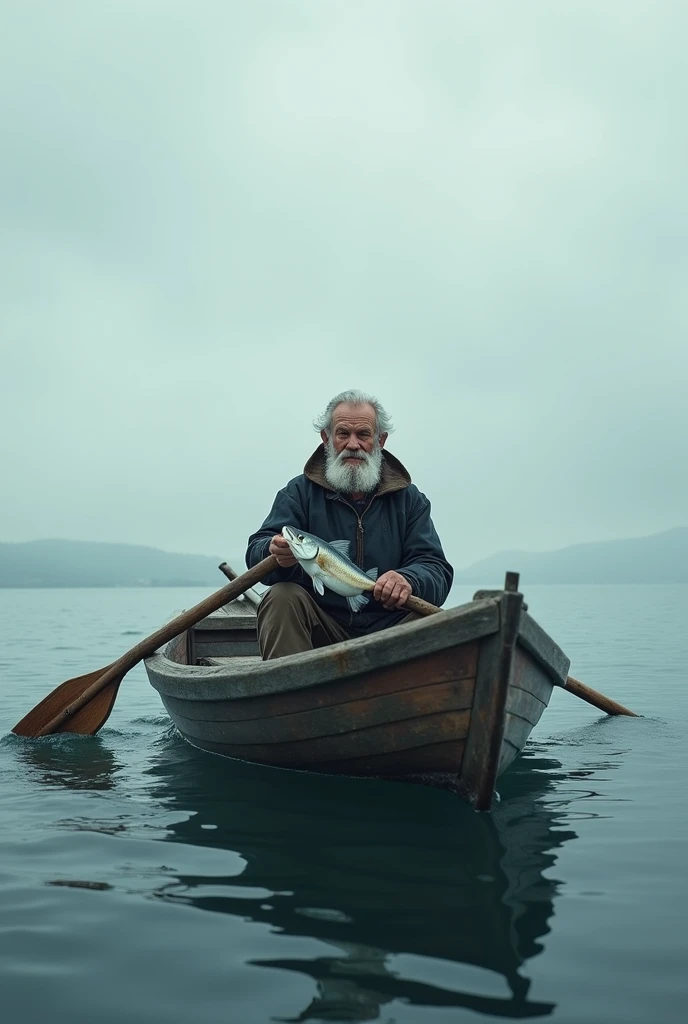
[336,449,370,462]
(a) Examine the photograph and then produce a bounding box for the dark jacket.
[245,446,454,634]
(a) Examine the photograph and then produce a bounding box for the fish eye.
[297,534,304,541]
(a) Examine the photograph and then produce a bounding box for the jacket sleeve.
[245,480,308,587]
[398,490,454,607]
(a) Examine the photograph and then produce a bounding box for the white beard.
[324,438,383,494]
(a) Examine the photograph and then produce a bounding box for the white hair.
[313,390,394,438]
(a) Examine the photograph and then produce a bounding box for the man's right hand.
[269,535,298,567]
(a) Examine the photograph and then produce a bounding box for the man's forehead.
[331,402,376,427]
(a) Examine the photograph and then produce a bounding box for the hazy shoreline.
[2,529,687,587]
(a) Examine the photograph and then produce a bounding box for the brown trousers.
[257,582,417,660]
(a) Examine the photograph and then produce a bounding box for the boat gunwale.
[145,597,502,701]
[194,590,570,686]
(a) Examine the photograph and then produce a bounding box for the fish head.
[281,526,319,561]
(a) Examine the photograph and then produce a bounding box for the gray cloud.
[1,1,687,571]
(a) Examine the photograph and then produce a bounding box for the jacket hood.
[303,445,411,497]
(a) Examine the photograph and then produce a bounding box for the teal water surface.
[0,584,686,1023]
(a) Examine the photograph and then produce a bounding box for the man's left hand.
[373,571,412,610]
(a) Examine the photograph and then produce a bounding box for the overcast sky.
[1,1,686,571]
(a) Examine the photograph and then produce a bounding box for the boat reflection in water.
[140,734,579,1021]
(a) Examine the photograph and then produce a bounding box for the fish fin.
[347,593,369,613]
[365,566,379,582]
[312,576,325,596]
[329,539,352,558]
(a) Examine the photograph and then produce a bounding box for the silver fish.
[281,525,378,612]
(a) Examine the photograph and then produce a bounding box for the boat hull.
[145,585,569,809]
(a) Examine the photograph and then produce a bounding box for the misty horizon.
[3,523,687,569]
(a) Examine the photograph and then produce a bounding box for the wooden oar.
[561,675,637,716]
[217,564,637,716]
[216,561,442,617]
[11,556,279,738]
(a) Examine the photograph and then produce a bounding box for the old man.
[245,389,453,659]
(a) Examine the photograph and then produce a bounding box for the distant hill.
[454,527,688,585]
[2,528,688,588]
[0,539,244,588]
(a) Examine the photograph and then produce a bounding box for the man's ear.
[320,430,329,445]
[379,432,388,448]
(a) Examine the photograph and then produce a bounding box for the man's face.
[321,402,387,458]
[321,402,388,494]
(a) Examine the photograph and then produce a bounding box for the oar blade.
[12,666,123,737]
[12,556,280,738]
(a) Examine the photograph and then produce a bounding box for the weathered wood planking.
[163,644,478,721]
[195,635,260,658]
[166,678,475,745]
[192,602,260,659]
[508,647,554,723]
[160,641,478,772]
[180,710,471,766]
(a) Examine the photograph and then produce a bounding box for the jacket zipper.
[338,496,376,565]
[334,495,377,627]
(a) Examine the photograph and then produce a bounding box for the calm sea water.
[0,583,686,1024]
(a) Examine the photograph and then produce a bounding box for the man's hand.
[373,570,412,610]
[269,535,298,568]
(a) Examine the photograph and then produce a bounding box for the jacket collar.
[303,445,411,499]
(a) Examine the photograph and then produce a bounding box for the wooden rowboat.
[144,572,570,810]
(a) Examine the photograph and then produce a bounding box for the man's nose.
[345,437,360,449]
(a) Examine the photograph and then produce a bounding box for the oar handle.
[561,675,638,717]
[405,594,442,616]
[36,556,279,736]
